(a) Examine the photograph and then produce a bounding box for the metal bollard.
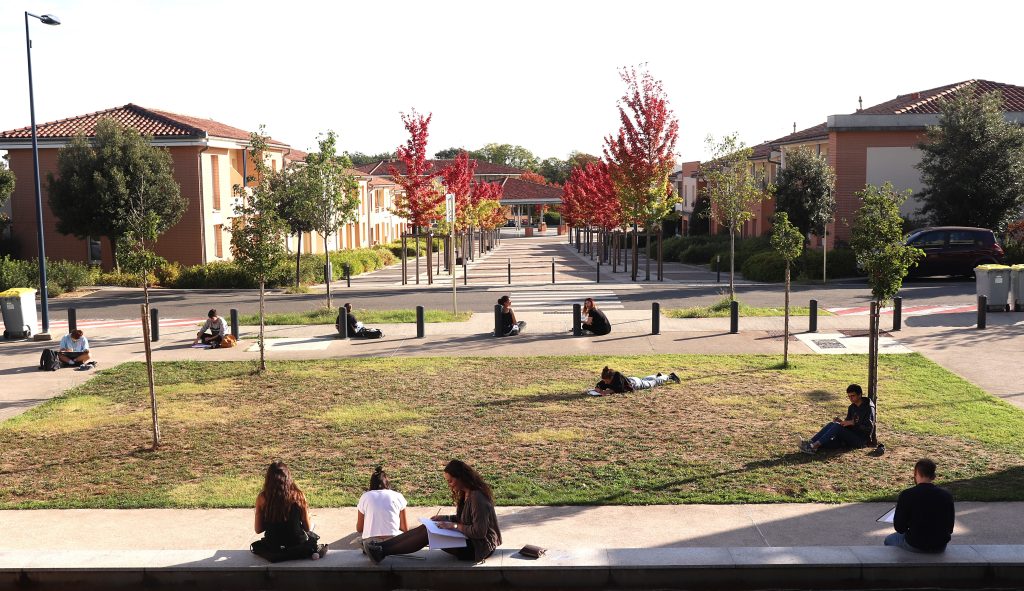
[230,309,239,338]
[597,262,601,283]
[809,299,818,333]
[572,303,583,336]
[150,308,159,342]
[729,300,739,334]
[67,308,77,333]
[977,295,987,329]
[344,264,351,288]
[893,296,902,332]
[507,259,511,285]
[339,307,348,339]
[652,302,660,335]
[494,304,504,337]
[416,305,425,338]
[716,255,721,283]
[551,259,555,284]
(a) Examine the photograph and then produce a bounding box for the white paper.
[877,507,896,523]
[587,389,604,397]
[418,517,467,549]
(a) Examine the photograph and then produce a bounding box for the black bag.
[250,530,320,563]
[357,328,383,339]
[39,349,61,371]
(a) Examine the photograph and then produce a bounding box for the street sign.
[445,193,455,223]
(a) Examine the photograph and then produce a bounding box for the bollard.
[150,307,160,342]
[67,308,77,333]
[339,307,348,339]
[551,259,556,284]
[507,258,511,285]
[892,296,902,332]
[572,303,583,336]
[230,309,239,339]
[597,262,601,283]
[729,300,738,334]
[977,295,987,329]
[494,304,503,337]
[652,302,660,335]
[344,264,351,288]
[463,262,468,286]
[808,299,818,333]
[716,255,721,283]
[416,305,425,338]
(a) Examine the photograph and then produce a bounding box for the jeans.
[627,374,669,390]
[503,321,526,336]
[884,532,927,553]
[811,422,868,449]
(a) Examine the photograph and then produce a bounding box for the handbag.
[517,544,546,559]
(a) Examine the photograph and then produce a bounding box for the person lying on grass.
[589,365,680,395]
[799,383,875,454]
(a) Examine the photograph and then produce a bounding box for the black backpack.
[39,349,61,371]
[357,328,383,339]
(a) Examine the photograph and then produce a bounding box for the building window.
[211,155,221,210]
[214,224,223,258]
[88,238,102,265]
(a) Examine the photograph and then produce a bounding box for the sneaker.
[668,372,681,384]
[76,363,92,371]
[311,543,328,560]
[89,361,98,368]
[799,441,817,455]
[366,542,385,564]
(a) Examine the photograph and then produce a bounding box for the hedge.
[798,248,861,280]
[0,256,97,296]
[740,251,789,282]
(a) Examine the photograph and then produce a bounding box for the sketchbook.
[877,507,896,523]
[587,389,604,397]
[418,517,467,549]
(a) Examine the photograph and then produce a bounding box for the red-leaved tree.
[603,66,679,280]
[389,110,440,232]
[439,150,477,232]
[472,180,506,230]
[562,162,620,230]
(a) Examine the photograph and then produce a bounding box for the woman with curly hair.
[251,461,327,562]
[365,459,502,563]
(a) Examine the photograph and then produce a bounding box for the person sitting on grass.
[251,461,327,562]
[193,309,227,348]
[799,384,875,454]
[58,329,95,370]
[357,465,408,554]
[591,365,680,395]
[580,298,611,336]
[366,460,502,564]
[498,295,526,336]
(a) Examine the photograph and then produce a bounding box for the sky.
[1,0,1021,163]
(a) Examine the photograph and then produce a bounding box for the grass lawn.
[666,298,836,318]
[1,354,1021,509]
[238,308,472,325]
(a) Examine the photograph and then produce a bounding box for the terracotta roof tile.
[770,122,828,145]
[859,79,1024,115]
[499,177,563,202]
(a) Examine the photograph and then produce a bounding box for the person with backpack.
[337,303,383,338]
[58,329,95,370]
[193,309,227,348]
[591,365,679,395]
[251,461,327,562]
[356,466,408,553]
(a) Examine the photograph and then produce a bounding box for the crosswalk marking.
[827,304,976,317]
[486,289,624,313]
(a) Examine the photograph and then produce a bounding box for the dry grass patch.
[514,428,586,444]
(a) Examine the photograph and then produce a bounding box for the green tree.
[850,182,924,440]
[231,128,288,373]
[433,147,464,159]
[472,143,538,171]
[917,90,1024,230]
[702,134,769,300]
[770,212,804,368]
[538,157,569,185]
[296,131,360,309]
[272,165,315,288]
[345,151,394,166]
[47,118,185,268]
[773,147,836,282]
[0,155,14,232]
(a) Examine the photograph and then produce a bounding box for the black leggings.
[378,525,477,561]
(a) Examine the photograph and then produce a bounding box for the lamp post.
[24,11,60,340]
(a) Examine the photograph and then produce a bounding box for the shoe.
[89,361,98,368]
[366,542,385,564]
[800,441,817,455]
[311,543,328,560]
[76,364,92,371]
[668,372,681,384]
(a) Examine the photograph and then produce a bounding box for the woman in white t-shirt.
[356,466,408,552]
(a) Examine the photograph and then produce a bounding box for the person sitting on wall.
[580,298,611,336]
[799,384,875,454]
[58,329,95,369]
[193,309,227,348]
[883,458,955,553]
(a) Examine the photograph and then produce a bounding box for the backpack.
[357,328,383,339]
[220,334,237,348]
[39,349,61,371]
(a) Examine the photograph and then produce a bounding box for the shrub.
[47,260,94,293]
[0,256,37,292]
[94,270,146,287]
[543,211,561,225]
[173,261,255,289]
[799,248,861,280]
[741,251,788,282]
[154,261,182,287]
[1004,239,1024,265]
[662,236,687,262]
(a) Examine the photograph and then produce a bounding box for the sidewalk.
[2,502,1021,551]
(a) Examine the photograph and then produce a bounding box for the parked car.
[905,226,1004,277]
[505,219,518,227]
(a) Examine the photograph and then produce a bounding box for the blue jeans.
[627,375,669,390]
[811,422,867,449]
[884,532,927,553]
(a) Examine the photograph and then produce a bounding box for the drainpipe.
[197,138,211,264]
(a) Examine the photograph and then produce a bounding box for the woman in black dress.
[251,461,327,562]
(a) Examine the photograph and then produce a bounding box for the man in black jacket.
[884,458,955,553]
[799,384,874,454]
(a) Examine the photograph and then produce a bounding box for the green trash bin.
[975,264,1011,312]
[1012,264,1024,312]
[0,287,39,339]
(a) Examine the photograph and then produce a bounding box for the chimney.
[912,92,921,100]
[858,96,863,111]
[793,122,796,134]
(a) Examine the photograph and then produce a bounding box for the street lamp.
[25,11,60,339]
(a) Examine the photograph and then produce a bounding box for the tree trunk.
[258,279,267,373]
[869,300,880,444]
[111,236,120,272]
[324,235,332,311]
[632,225,639,282]
[823,226,828,285]
[295,235,301,289]
[141,291,160,449]
[415,229,420,285]
[783,262,790,368]
[729,227,736,301]
[645,225,651,281]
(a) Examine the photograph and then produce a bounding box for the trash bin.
[975,264,1011,312]
[0,287,38,339]
[1012,264,1024,312]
